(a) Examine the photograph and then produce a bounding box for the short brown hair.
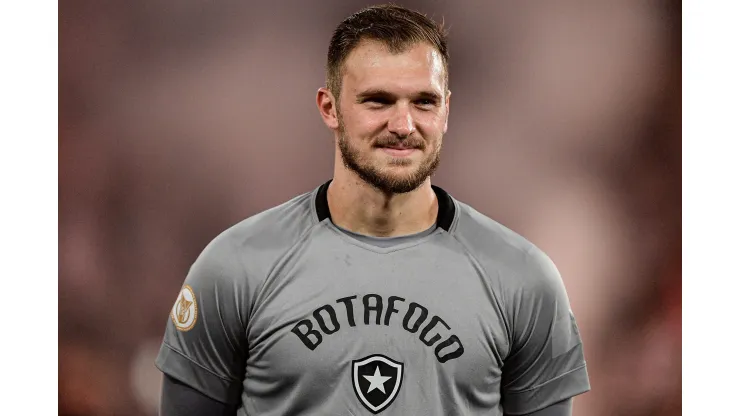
[326,4,449,99]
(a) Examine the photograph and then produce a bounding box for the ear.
[443,90,451,134]
[317,87,339,130]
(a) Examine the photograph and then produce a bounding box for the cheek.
[345,108,386,137]
[417,112,447,136]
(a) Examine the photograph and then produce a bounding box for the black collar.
[315,180,455,232]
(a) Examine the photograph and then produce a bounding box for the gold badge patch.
[171,285,198,331]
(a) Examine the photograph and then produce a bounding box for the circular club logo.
[171,285,198,331]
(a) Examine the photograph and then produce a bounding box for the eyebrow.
[355,89,443,103]
[415,91,443,102]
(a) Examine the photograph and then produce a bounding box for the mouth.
[378,146,418,157]
[375,141,422,157]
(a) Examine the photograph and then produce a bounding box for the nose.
[387,104,416,138]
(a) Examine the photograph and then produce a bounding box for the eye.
[415,98,438,108]
[364,97,391,106]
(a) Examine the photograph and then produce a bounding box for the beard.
[337,112,442,194]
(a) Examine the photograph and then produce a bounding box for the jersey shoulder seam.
[449,201,535,260]
[218,191,318,320]
[245,219,323,319]
[445,231,513,357]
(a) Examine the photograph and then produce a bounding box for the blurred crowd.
[59,1,681,415]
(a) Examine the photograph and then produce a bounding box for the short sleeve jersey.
[156,181,590,415]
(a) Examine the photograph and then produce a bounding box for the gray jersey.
[156,181,590,415]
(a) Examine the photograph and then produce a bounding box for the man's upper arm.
[500,248,590,415]
[160,374,239,416]
[511,398,572,416]
[155,234,250,405]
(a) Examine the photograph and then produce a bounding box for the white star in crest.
[363,366,391,394]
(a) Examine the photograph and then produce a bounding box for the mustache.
[373,136,426,150]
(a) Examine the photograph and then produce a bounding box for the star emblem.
[352,354,404,413]
[363,366,391,394]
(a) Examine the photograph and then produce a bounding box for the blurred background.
[59,0,681,415]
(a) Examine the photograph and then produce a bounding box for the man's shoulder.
[194,188,319,276]
[217,188,318,251]
[450,199,560,290]
[452,200,536,258]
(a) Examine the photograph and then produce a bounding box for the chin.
[382,171,427,186]
[379,163,419,177]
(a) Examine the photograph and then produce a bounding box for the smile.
[379,147,418,157]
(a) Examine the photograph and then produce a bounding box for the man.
[156,4,590,415]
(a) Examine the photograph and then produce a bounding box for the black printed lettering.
[337,295,357,326]
[419,315,450,346]
[336,295,358,327]
[384,296,405,326]
[363,294,383,325]
[435,335,465,363]
[402,302,428,333]
[291,319,323,350]
[313,304,340,335]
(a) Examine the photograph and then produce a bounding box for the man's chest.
[241,239,511,412]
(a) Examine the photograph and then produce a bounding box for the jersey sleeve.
[160,374,239,416]
[155,235,250,405]
[501,248,590,415]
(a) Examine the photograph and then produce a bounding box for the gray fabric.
[335,222,437,248]
[156,184,590,415]
[521,399,572,416]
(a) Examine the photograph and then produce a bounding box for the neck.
[328,167,438,238]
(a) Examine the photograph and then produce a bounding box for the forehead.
[341,39,446,95]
